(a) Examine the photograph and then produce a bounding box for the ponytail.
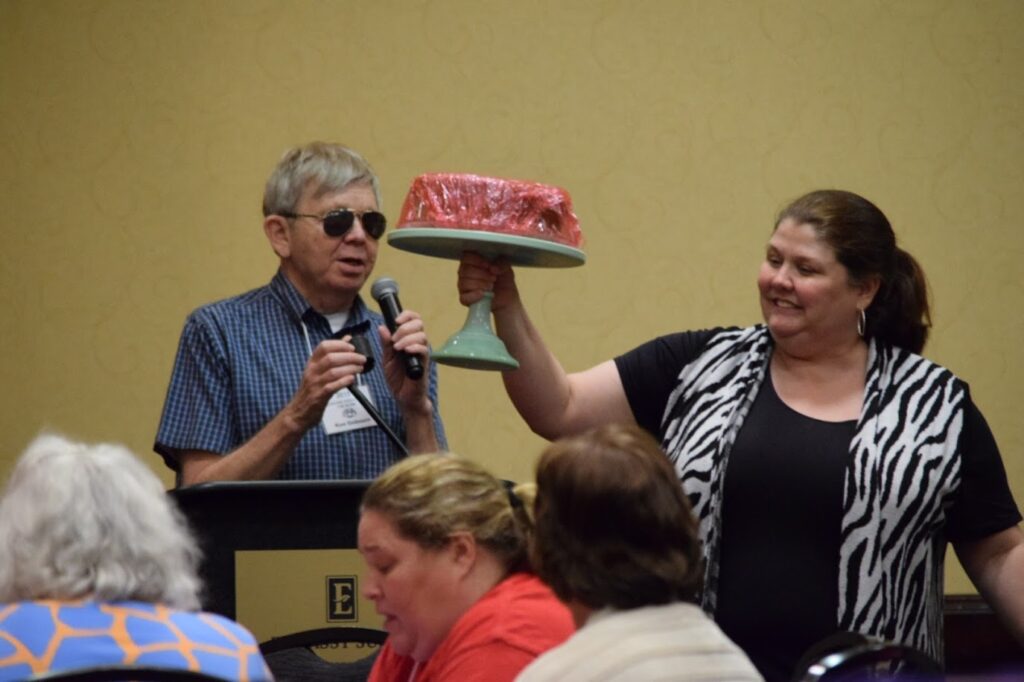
[506,481,537,573]
[868,247,931,354]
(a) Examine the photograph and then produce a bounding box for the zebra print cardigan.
[660,325,965,661]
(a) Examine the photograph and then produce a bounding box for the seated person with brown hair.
[358,453,575,682]
[0,434,271,681]
[517,423,762,681]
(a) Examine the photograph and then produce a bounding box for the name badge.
[322,385,377,435]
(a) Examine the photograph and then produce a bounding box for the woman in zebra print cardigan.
[457,189,1024,681]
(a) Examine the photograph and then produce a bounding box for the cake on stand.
[388,174,585,370]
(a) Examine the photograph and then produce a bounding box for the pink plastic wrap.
[396,173,583,248]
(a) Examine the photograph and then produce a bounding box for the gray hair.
[262,142,383,216]
[0,434,203,610]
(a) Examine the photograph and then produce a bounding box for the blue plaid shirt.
[154,270,446,480]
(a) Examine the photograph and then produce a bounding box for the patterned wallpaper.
[1,0,1022,592]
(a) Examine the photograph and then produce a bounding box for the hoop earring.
[857,309,866,337]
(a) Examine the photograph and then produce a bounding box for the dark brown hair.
[531,423,703,610]
[777,189,931,353]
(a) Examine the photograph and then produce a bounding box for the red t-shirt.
[368,572,574,682]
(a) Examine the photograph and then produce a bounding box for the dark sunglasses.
[279,208,387,239]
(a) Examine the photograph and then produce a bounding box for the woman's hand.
[457,251,518,312]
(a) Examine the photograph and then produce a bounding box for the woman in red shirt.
[358,453,575,682]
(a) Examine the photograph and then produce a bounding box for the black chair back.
[259,626,387,654]
[795,632,942,682]
[260,626,387,682]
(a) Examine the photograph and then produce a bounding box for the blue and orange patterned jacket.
[0,600,271,681]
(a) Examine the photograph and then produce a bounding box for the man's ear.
[264,215,291,259]
[446,531,478,578]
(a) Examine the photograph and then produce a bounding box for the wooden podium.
[169,481,382,643]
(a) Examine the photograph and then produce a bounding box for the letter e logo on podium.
[326,576,358,622]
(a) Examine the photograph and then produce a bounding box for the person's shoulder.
[527,603,762,682]
[483,574,574,641]
[0,600,62,629]
[137,606,264,648]
[168,609,272,680]
[514,641,576,682]
[429,577,573,681]
[493,572,563,606]
[448,573,572,643]
[193,610,262,642]
[182,282,281,334]
[653,325,758,360]
[103,603,256,641]
[590,602,731,642]
[875,341,967,391]
[705,324,767,343]
[190,282,274,317]
[662,324,757,344]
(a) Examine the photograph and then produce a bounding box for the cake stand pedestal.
[388,228,586,370]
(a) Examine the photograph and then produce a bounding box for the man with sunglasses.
[154,142,446,484]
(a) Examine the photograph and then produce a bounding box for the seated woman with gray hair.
[358,453,575,682]
[516,423,762,681]
[0,434,271,681]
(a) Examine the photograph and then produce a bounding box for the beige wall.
[2,0,1022,593]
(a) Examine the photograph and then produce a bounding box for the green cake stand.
[388,228,586,370]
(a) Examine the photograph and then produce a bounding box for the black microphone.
[370,276,424,380]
